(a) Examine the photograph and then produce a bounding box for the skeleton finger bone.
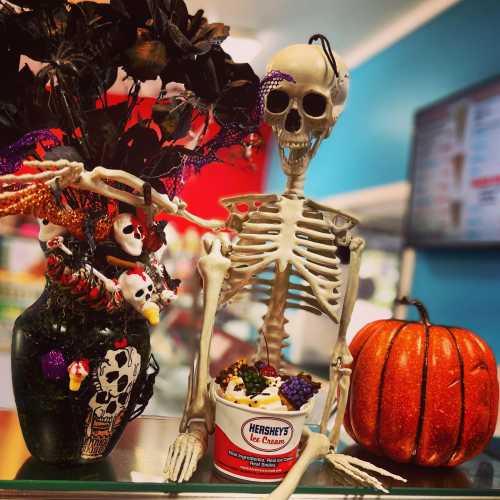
[164,429,205,482]
[325,453,406,492]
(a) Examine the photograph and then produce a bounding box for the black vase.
[12,285,155,465]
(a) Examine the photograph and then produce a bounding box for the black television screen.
[406,76,500,247]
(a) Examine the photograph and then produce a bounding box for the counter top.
[0,409,498,499]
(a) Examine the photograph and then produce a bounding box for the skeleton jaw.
[279,140,311,175]
[279,134,326,197]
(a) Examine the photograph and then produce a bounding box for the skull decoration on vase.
[164,38,405,498]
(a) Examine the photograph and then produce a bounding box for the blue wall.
[266,0,500,350]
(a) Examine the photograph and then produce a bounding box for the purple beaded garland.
[41,350,67,381]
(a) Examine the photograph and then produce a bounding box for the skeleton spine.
[256,263,291,369]
[285,172,305,197]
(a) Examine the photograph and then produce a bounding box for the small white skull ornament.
[38,218,66,242]
[264,44,349,178]
[113,213,145,257]
[118,269,160,325]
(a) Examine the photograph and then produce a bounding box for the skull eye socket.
[42,219,49,225]
[303,92,327,117]
[123,224,134,235]
[266,89,290,114]
[148,285,153,291]
[135,289,144,298]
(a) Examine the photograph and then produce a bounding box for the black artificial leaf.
[110,0,151,26]
[79,65,119,103]
[0,48,21,100]
[122,30,168,81]
[184,54,220,102]
[192,22,229,50]
[186,9,204,40]
[111,122,162,176]
[142,144,192,188]
[224,60,260,87]
[152,99,193,141]
[164,20,195,55]
[7,0,65,9]
[83,101,129,165]
[161,0,188,35]
[66,2,137,58]
[6,11,60,62]
[159,59,189,89]
[210,46,259,90]
[214,80,258,127]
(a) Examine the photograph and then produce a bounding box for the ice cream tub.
[212,384,311,482]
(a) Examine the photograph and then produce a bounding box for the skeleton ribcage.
[220,196,343,323]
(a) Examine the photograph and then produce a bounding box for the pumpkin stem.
[395,296,431,325]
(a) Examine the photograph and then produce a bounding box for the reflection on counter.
[0,408,498,495]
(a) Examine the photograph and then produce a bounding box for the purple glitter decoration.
[0,129,60,175]
[279,374,321,410]
[256,70,295,121]
[41,350,67,381]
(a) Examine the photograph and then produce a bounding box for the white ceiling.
[187,0,458,75]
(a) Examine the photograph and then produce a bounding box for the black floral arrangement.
[0,0,263,325]
[0,0,266,464]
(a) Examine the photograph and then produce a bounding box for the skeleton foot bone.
[325,453,406,493]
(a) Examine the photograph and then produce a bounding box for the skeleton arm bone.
[320,236,365,447]
[23,160,224,230]
[164,233,231,483]
[185,233,231,429]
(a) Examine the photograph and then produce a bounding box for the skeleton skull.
[38,218,66,242]
[113,213,145,257]
[118,269,160,325]
[264,44,349,177]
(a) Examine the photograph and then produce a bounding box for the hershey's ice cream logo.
[241,417,294,452]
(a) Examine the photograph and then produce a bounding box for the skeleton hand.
[164,422,207,483]
[262,429,405,500]
[325,453,406,493]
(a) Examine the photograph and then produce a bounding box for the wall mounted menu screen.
[407,77,500,247]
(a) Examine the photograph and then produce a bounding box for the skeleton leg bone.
[320,236,364,444]
[164,233,231,483]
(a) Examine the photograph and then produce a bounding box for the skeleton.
[164,42,405,496]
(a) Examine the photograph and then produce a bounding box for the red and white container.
[213,387,311,482]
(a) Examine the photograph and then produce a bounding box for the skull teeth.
[280,141,309,149]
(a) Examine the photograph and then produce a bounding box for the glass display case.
[0,409,498,499]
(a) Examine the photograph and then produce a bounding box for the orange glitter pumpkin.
[344,297,499,467]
